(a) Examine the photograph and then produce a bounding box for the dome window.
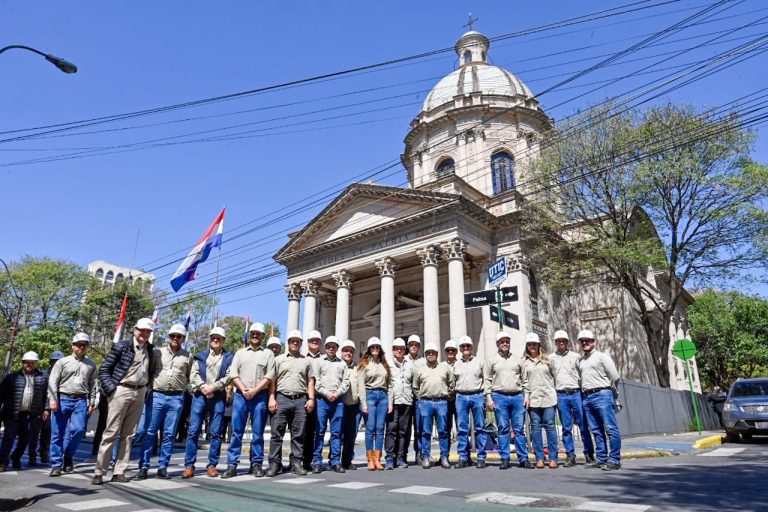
[463,50,472,65]
[436,158,455,178]
[491,151,515,195]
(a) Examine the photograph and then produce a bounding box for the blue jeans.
[140,392,184,470]
[364,389,387,451]
[314,397,344,465]
[584,389,621,465]
[456,392,487,461]
[419,399,449,461]
[557,391,594,459]
[529,406,558,462]
[227,391,268,467]
[341,403,360,467]
[185,393,225,468]
[50,396,88,468]
[492,392,528,462]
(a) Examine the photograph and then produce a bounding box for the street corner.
[692,434,724,450]
[622,449,675,460]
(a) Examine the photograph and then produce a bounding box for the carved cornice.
[416,245,442,267]
[375,257,398,278]
[332,270,354,289]
[284,283,302,301]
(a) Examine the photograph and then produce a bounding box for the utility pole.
[1,258,23,378]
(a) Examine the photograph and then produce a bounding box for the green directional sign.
[672,338,697,360]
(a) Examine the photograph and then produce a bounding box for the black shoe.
[63,457,74,473]
[602,462,621,471]
[10,459,21,470]
[157,468,170,479]
[467,458,476,466]
[40,457,50,464]
[110,474,130,483]
[330,464,345,473]
[456,460,468,469]
[135,468,148,480]
[476,460,487,469]
[291,462,307,476]
[253,465,265,478]
[265,463,282,478]
[564,456,576,468]
[0,465,6,473]
[519,461,535,469]
[28,457,37,467]
[220,466,238,479]
[91,475,103,485]
[311,465,322,474]
[415,453,423,465]
[440,459,451,469]
[421,458,431,469]
[584,455,596,465]
[342,463,356,471]
[49,467,62,477]
[499,460,511,470]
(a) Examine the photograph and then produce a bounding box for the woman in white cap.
[522,332,559,469]
[356,337,393,470]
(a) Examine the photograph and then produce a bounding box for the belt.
[557,389,580,395]
[493,390,522,396]
[367,387,387,392]
[583,387,611,395]
[119,383,146,390]
[154,390,184,396]
[278,392,307,400]
[60,393,87,399]
[456,390,482,395]
[421,396,448,401]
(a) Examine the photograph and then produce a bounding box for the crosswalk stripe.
[0,471,19,476]
[130,479,196,490]
[467,493,540,505]
[275,477,324,485]
[390,485,452,495]
[576,501,651,512]
[328,481,383,490]
[57,498,129,510]
[699,447,745,457]
[217,474,256,483]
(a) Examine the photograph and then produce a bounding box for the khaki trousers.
[94,385,147,475]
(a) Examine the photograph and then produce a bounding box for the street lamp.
[0,45,78,74]
[0,258,23,378]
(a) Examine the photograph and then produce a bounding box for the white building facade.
[87,260,156,293]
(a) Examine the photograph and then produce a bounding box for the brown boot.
[373,450,384,471]
[367,450,375,471]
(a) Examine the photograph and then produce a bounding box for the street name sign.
[464,286,519,309]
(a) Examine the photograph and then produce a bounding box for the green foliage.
[688,289,768,389]
[9,327,72,372]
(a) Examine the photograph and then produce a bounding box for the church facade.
[274,30,699,391]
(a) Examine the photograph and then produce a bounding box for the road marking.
[61,473,91,480]
[328,481,383,490]
[130,479,195,490]
[390,485,452,495]
[576,501,651,512]
[217,474,257,483]
[699,447,745,456]
[0,471,19,476]
[275,477,324,485]
[57,498,129,510]
[467,493,540,505]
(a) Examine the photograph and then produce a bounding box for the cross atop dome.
[464,13,479,32]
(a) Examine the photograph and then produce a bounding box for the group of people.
[0,317,623,484]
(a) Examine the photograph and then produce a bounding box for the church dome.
[421,31,533,113]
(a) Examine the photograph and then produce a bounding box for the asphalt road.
[1,439,765,512]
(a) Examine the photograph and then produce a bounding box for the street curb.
[692,434,724,449]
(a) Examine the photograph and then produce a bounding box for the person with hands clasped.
[312,335,350,473]
[357,337,393,471]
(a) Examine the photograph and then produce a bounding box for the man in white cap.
[412,342,455,469]
[92,317,156,485]
[577,329,622,470]
[136,324,192,480]
[0,351,47,472]
[266,336,282,357]
[36,350,66,467]
[483,331,532,469]
[302,329,323,471]
[550,329,594,467]
[443,340,459,458]
[221,321,275,479]
[47,334,97,476]
[312,335,350,473]
[384,337,412,469]
[182,326,233,479]
[339,340,361,470]
[406,334,426,465]
[453,335,487,469]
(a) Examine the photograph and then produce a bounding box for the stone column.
[301,279,319,354]
[284,283,303,336]
[375,257,398,353]
[442,238,468,340]
[320,293,337,340]
[332,270,354,342]
[417,245,441,347]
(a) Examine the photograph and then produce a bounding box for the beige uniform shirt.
[453,356,484,393]
[483,351,527,400]
[120,342,149,386]
[274,352,315,395]
[190,351,229,392]
[522,356,557,408]
[412,361,455,400]
[48,355,98,406]
[151,347,192,392]
[315,355,350,398]
[579,350,620,391]
[229,345,276,390]
[343,364,359,406]
[356,360,393,408]
[307,351,323,377]
[550,350,582,391]
[388,357,413,405]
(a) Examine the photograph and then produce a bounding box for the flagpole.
[210,205,225,330]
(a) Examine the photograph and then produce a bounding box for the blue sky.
[2,1,766,330]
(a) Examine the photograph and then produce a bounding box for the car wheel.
[725,431,740,443]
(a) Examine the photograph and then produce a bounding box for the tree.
[688,289,768,389]
[522,103,768,387]
[159,290,217,353]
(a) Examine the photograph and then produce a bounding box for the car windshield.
[731,381,768,398]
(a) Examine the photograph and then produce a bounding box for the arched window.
[491,151,515,195]
[95,268,104,280]
[463,50,472,64]
[115,273,124,283]
[436,158,455,178]
[105,270,114,284]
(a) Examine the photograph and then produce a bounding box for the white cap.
[72,332,91,344]
[392,337,406,348]
[307,330,322,341]
[287,329,303,341]
[168,324,187,336]
[407,334,421,345]
[553,330,569,341]
[525,332,541,344]
[458,335,473,347]
[444,340,458,351]
[424,342,439,353]
[577,329,595,341]
[266,337,281,348]
[340,340,356,351]
[496,331,511,342]
[209,326,227,339]
[325,335,340,347]
[367,336,382,349]
[135,317,155,331]
[22,351,39,362]
[249,322,266,333]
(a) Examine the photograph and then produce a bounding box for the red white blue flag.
[171,208,225,292]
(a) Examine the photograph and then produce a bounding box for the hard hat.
[209,326,227,339]
[249,322,266,333]
[407,334,421,345]
[577,329,595,341]
[266,337,281,348]
[496,331,511,342]
[307,330,322,341]
[367,337,382,349]
[49,350,66,360]
[325,335,340,347]
[525,332,541,344]
[286,329,303,341]
[553,330,569,341]
[392,337,406,348]
[458,335,473,347]
[340,340,356,351]
[22,351,39,362]
[444,340,458,351]
[168,324,187,336]
[72,332,91,344]
[424,342,439,353]
[135,318,155,331]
